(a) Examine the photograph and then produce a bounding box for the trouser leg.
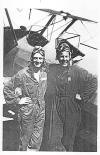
[18,105,36,151]
[40,97,53,151]
[61,115,79,151]
[56,98,81,151]
[19,120,34,151]
[29,108,45,151]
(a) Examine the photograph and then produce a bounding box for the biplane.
[3,8,97,151]
[4,8,98,76]
[4,8,98,77]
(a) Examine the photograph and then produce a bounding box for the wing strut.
[80,43,98,50]
[58,19,77,37]
[40,15,56,35]
[5,8,18,45]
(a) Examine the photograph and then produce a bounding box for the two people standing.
[3,41,97,151]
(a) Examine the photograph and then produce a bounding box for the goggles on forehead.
[32,46,45,57]
[57,43,71,52]
[56,42,72,60]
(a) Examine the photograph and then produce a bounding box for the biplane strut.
[36,8,98,50]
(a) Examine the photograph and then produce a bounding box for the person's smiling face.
[32,53,44,68]
[58,50,70,66]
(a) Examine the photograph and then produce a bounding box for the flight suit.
[40,64,97,151]
[4,64,47,151]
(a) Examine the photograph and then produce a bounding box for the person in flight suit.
[40,40,97,151]
[3,46,47,151]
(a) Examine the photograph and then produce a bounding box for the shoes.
[61,138,73,151]
[27,145,38,151]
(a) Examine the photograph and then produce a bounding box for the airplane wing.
[61,11,98,23]
[36,9,97,23]
[35,8,62,15]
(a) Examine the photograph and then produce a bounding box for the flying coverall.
[3,64,47,151]
[40,64,97,151]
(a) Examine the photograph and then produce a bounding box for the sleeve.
[3,72,23,104]
[78,67,97,104]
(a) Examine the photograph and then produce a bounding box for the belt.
[57,95,75,99]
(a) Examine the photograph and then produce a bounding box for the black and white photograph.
[1,0,99,152]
